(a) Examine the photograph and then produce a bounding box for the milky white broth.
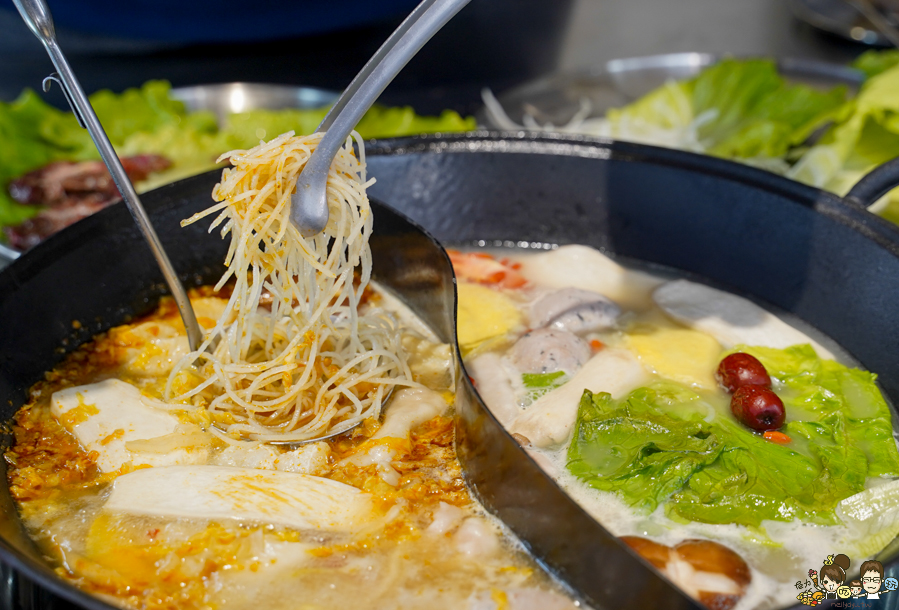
[455,244,899,610]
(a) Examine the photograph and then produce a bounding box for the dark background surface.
[0,0,573,116]
[0,0,878,117]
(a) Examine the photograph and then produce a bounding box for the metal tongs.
[290,0,472,236]
[12,0,205,353]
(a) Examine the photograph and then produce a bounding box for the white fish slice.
[653,279,834,359]
[51,379,208,472]
[517,245,663,310]
[510,348,649,448]
[466,353,520,427]
[105,465,373,532]
[372,387,448,442]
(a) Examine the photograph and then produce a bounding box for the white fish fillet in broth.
[51,379,209,472]
[653,279,835,359]
[517,244,663,310]
[509,348,649,448]
[106,465,374,532]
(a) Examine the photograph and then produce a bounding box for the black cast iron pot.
[1,132,898,610]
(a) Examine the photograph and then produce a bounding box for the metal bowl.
[479,53,865,128]
[169,82,338,122]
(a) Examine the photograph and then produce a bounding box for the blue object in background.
[0,0,420,43]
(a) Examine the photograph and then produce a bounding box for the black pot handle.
[845,155,899,209]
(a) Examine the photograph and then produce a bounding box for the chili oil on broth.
[452,243,899,610]
[6,285,579,610]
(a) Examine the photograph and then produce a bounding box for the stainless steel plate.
[479,53,865,128]
[170,82,339,122]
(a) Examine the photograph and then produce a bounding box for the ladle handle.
[12,0,54,40]
[317,0,470,134]
[11,0,204,352]
[290,0,471,236]
[845,156,899,210]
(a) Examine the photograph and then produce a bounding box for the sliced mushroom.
[531,287,621,334]
[509,328,591,375]
[621,536,751,610]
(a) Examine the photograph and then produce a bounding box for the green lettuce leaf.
[90,80,190,146]
[853,49,899,79]
[605,58,847,164]
[787,63,899,220]
[605,81,696,146]
[0,81,193,227]
[567,345,899,527]
[0,81,476,235]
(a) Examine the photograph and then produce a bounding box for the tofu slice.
[653,279,834,359]
[51,379,208,472]
[510,348,649,448]
[118,297,229,377]
[105,465,373,532]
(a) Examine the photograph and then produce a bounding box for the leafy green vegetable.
[853,49,899,79]
[786,62,899,221]
[0,91,87,225]
[0,82,195,226]
[605,58,847,164]
[0,81,476,234]
[567,345,899,527]
[838,479,899,557]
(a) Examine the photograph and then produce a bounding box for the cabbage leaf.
[567,345,899,527]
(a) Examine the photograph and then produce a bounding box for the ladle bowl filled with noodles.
[2,131,899,610]
[171,132,412,444]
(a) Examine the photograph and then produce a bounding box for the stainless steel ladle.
[12,0,205,353]
[290,0,472,236]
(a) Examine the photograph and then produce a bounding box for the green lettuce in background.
[852,49,899,79]
[0,81,476,230]
[602,51,899,226]
[787,55,899,224]
[567,344,899,528]
[604,58,848,167]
